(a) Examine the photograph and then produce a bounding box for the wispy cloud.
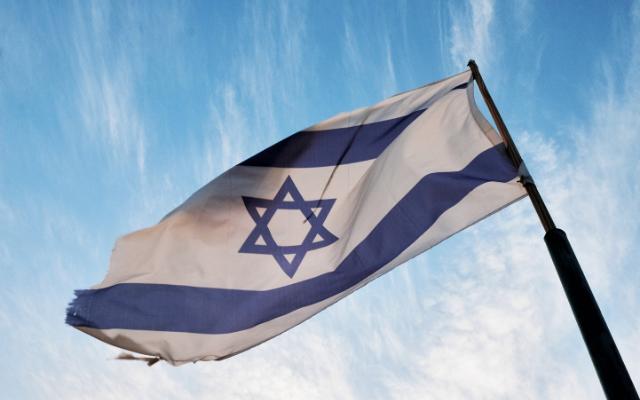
[199,1,310,185]
[511,0,534,36]
[382,36,399,97]
[70,2,147,175]
[448,0,495,70]
[197,85,247,184]
[343,22,365,82]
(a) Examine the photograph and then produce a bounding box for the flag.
[66,69,526,364]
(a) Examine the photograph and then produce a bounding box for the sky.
[1,0,639,398]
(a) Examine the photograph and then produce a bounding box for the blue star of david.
[239,176,338,278]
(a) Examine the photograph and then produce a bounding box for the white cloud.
[340,5,406,101]
[198,85,248,184]
[512,0,534,35]
[198,1,310,186]
[382,36,399,97]
[24,313,358,399]
[343,22,365,80]
[70,2,147,176]
[448,0,496,71]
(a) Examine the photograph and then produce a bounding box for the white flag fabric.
[67,69,526,364]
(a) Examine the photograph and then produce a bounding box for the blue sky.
[1,1,639,398]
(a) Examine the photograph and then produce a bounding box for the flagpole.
[468,59,638,400]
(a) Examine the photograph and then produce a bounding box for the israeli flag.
[67,70,526,364]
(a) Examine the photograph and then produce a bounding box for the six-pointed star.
[239,176,338,277]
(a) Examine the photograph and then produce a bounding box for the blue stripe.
[239,109,425,168]
[239,83,469,168]
[67,143,516,334]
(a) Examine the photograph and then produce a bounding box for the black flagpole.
[468,59,638,400]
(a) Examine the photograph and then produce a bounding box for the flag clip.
[517,162,534,185]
